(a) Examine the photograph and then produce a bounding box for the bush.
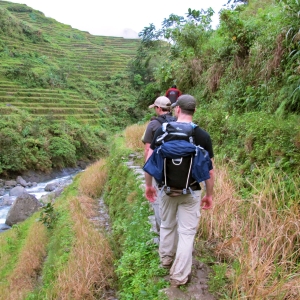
[49,136,77,168]
[7,4,32,13]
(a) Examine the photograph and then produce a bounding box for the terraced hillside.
[0,0,140,126]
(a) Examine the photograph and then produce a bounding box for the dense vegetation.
[130,0,299,203]
[0,0,140,177]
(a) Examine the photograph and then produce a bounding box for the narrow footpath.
[124,154,217,300]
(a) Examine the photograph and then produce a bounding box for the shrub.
[49,136,77,168]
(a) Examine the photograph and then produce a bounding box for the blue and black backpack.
[143,121,212,196]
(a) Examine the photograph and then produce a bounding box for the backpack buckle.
[182,188,187,194]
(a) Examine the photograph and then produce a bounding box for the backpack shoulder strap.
[156,113,176,124]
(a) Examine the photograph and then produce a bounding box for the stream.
[0,172,80,232]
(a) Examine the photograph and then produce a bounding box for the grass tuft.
[0,221,48,299]
[124,123,147,151]
[51,195,114,300]
[78,159,108,198]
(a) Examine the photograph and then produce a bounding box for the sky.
[5,0,227,38]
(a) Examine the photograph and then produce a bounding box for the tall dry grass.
[51,195,114,300]
[50,159,114,299]
[78,159,108,198]
[0,222,48,300]
[198,163,300,299]
[124,123,147,150]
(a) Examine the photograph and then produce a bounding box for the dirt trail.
[159,258,216,300]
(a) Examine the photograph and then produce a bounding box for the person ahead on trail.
[141,96,176,233]
[142,96,175,161]
[144,94,215,288]
[165,85,182,104]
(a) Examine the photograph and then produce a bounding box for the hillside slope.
[0,0,140,125]
[0,1,141,176]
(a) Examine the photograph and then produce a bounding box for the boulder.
[16,176,28,187]
[2,195,14,206]
[5,180,17,188]
[5,193,42,226]
[44,182,58,192]
[9,186,27,197]
[0,224,11,233]
[0,188,5,196]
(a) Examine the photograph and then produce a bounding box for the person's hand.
[145,186,157,203]
[201,195,213,210]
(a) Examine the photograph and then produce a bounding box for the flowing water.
[0,173,79,232]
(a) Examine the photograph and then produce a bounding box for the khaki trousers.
[159,190,201,284]
[152,178,161,232]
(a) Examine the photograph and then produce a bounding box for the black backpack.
[155,122,201,194]
[155,113,176,125]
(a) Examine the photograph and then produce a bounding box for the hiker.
[165,85,182,104]
[142,96,176,161]
[142,96,176,232]
[144,94,215,288]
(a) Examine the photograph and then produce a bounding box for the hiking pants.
[152,178,161,233]
[159,190,201,284]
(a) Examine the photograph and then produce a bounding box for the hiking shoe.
[169,279,183,288]
[170,274,191,288]
[161,256,173,269]
[160,263,172,269]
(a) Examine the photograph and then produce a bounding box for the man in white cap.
[142,96,175,232]
[142,96,175,161]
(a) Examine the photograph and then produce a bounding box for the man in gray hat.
[144,94,215,288]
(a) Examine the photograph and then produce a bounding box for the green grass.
[104,138,169,299]
[0,215,40,282]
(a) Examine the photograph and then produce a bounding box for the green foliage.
[49,136,77,168]
[219,9,259,59]
[5,60,67,88]
[7,3,33,13]
[38,203,59,229]
[137,82,161,109]
[130,7,216,101]
[208,263,229,295]
[104,139,168,299]
[194,106,300,203]
[132,0,299,114]
[0,7,44,43]
[0,113,107,176]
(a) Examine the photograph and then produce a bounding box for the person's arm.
[144,148,157,202]
[201,160,214,210]
[142,121,157,161]
[144,143,150,162]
